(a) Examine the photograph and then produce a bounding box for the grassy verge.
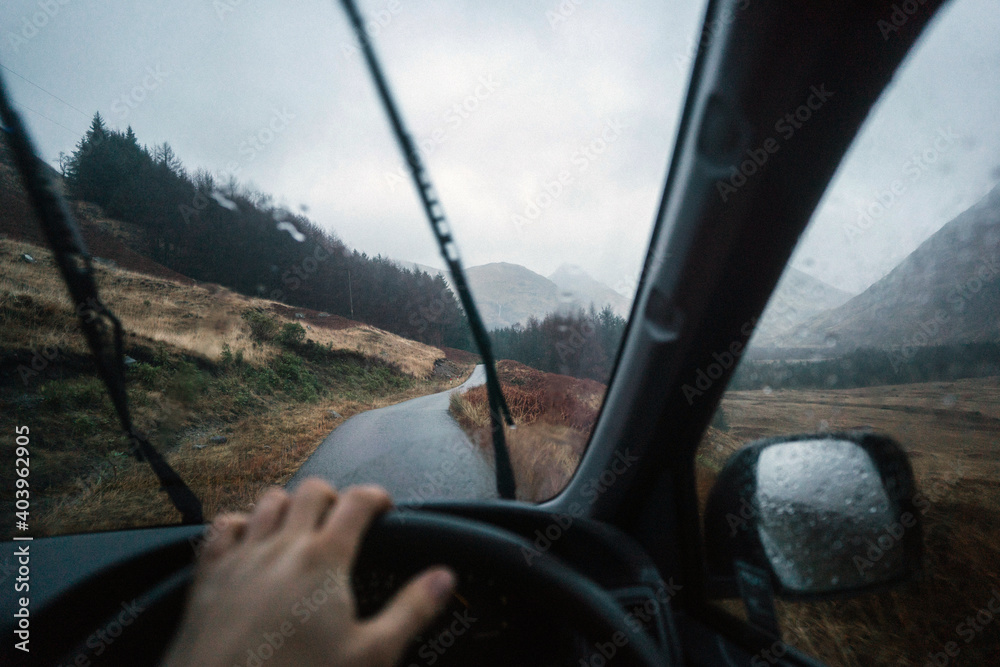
[449,360,605,501]
[0,240,470,536]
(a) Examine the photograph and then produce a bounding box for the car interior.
[1,0,964,665]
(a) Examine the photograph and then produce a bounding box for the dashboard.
[1,503,679,666]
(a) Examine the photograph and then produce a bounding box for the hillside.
[548,264,631,317]
[404,261,447,278]
[0,120,473,351]
[405,256,853,338]
[0,238,451,384]
[772,182,1000,350]
[400,259,631,330]
[0,237,470,536]
[0,157,193,285]
[466,262,562,329]
[752,267,854,345]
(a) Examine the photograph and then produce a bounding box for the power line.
[12,101,81,138]
[0,63,90,119]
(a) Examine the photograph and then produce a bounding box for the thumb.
[361,567,456,664]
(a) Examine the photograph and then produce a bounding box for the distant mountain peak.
[765,182,1000,350]
[752,267,856,345]
[547,264,630,317]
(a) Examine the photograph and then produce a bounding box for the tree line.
[58,114,632,374]
[729,341,1000,391]
[490,306,627,383]
[60,114,471,350]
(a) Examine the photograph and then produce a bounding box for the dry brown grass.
[38,373,471,535]
[452,384,543,426]
[506,422,587,501]
[696,377,1000,666]
[450,360,605,502]
[0,239,444,375]
[1,238,472,536]
[305,324,441,378]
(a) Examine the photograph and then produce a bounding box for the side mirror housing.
[704,431,922,600]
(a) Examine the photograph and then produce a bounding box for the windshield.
[0,0,706,536]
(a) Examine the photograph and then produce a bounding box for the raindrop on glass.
[276,221,306,242]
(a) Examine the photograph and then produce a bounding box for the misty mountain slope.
[753,267,855,344]
[548,264,631,317]
[465,262,561,329]
[775,182,1000,350]
[404,261,446,278]
[399,260,631,329]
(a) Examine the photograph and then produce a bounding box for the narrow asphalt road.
[288,365,497,502]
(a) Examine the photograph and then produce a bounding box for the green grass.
[38,376,108,410]
[241,307,279,343]
[2,340,413,511]
[166,360,211,403]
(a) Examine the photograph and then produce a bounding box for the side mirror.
[704,432,922,603]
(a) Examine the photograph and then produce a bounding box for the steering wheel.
[35,511,665,666]
[358,511,665,665]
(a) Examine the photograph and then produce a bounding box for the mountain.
[403,261,446,278]
[465,262,561,329]
[752,267,855,345]
[772,183,1000,350]
[548,265,631,318]
[397,260,631,330]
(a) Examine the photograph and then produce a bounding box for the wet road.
[288,365,497,502]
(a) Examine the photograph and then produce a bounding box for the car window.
[695,0,1000,663]
[0,1,708,537]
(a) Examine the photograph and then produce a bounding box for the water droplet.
[211,190,239,211]
[276,221,306,242]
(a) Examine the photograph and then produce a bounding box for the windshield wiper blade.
[0,70,204,525]
[339,0,516,499]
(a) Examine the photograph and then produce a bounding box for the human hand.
[160,479,456,667]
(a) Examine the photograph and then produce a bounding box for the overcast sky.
[2,0,998,297]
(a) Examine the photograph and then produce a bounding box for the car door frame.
[538,0,950,659]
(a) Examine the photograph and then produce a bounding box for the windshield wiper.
[339,0,517,499]
[0,71,204,524]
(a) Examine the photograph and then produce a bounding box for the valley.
[1,104,998,666]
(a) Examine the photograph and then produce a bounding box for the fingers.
[199,512,247,562]
[317,485,392,565]
[245,487,290,541]
[284,478,338,533]
[361,568,456,664]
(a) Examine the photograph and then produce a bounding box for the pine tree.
[65,113,112,203]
